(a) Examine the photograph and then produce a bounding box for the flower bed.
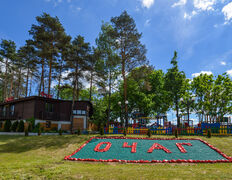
[64,137,232,163]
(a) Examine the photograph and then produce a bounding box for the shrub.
[77,128,81,135]
[123,128,127,136]
[207,129,212,138]
[147,128,152,138]
[38,127,41,136]
[175,129,178,138]
[4,120,12,132]
[59,128,62,135]
[100,126,104,136]
[25,126,29,136]
[51,127,58,132]
[11,121,18,132]
[17,120,25,132]
[28,122,32,132]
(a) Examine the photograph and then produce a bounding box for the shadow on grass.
[0,135,91,153]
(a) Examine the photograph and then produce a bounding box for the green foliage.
[26,117,35,129]
[77,129,81,135]
[25,127,29,136]
[207,129,212,138]
[164,51,187,127]
[100,126,104,136]
[11,121,19,132]
[59,129,62,136]
[4,120,12,132]
[17,120,25,132]
[123,128,127,136]
[175,129,178,138]
[147,128,152,137]
[38,126,41,136]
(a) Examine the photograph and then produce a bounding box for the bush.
[59,128,62,135]
[25,127,29,136]
[207,129,212,138]
[147,128,152,137]
[28,122,32,132]
[123,128,127,136]
[38,127,41,136]
[100,126,104,136]
[17,120,24,132]
[4,120,12,132]
[175,129,178,138]
[77,129,81,135]
[11,121,18,132]
[51,127,58,132]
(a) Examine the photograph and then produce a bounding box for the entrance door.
[73,118,84,131]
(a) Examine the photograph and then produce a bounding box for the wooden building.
[0,96,93,131]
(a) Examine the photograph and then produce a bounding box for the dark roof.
[0,96,93,106]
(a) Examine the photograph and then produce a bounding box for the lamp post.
[180,96,195,126]
[118,101,123,127]
[125,100,129,127]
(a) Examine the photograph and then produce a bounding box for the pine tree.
[110,11,147,127]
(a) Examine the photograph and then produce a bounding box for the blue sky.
[0,0,232,79]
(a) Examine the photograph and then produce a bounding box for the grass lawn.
[0,135,231,180]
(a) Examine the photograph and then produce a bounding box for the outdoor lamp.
[118,101,121,105]
[125,100,128,104]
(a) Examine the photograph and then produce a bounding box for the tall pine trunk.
[3,58,9,100]
[107,69,112,123]
[48,57,52,95]
[25,66,30,97]
[57,66,62,99]
[17,68,22,98]
[38,60,45,96]
[122,50,128,127]
[89,70,93,101]
[9,71,14,97]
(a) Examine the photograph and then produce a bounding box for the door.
[73,117,84,131]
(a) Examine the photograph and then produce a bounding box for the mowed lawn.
[0,135,232,180]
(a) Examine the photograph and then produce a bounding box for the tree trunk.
[17,68,22,98]
[29,72,32,96]
[122,50,128,127]
[57,66,62,99]
[26,66,30,97]
[107,69,112,123]
[48,57,52,95]
[9,71,14,97]
[3,58,9,100]
[89,70,93,101]
[176,101,180,128]
[38,60,45,96]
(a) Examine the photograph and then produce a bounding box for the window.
[10,105,14,116]
[2,106,6,117]
[45,103,53,112]
[72,110,86,115]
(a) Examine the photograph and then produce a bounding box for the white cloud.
[172,0,187,8]
[144,19,151,26]
[193,0,216,11]
[222,2,232,23]
[184,10,197,20]
[226,69,232,77]
[192,71,213,77]
[220,61,226,65]
[141,0,154,9]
